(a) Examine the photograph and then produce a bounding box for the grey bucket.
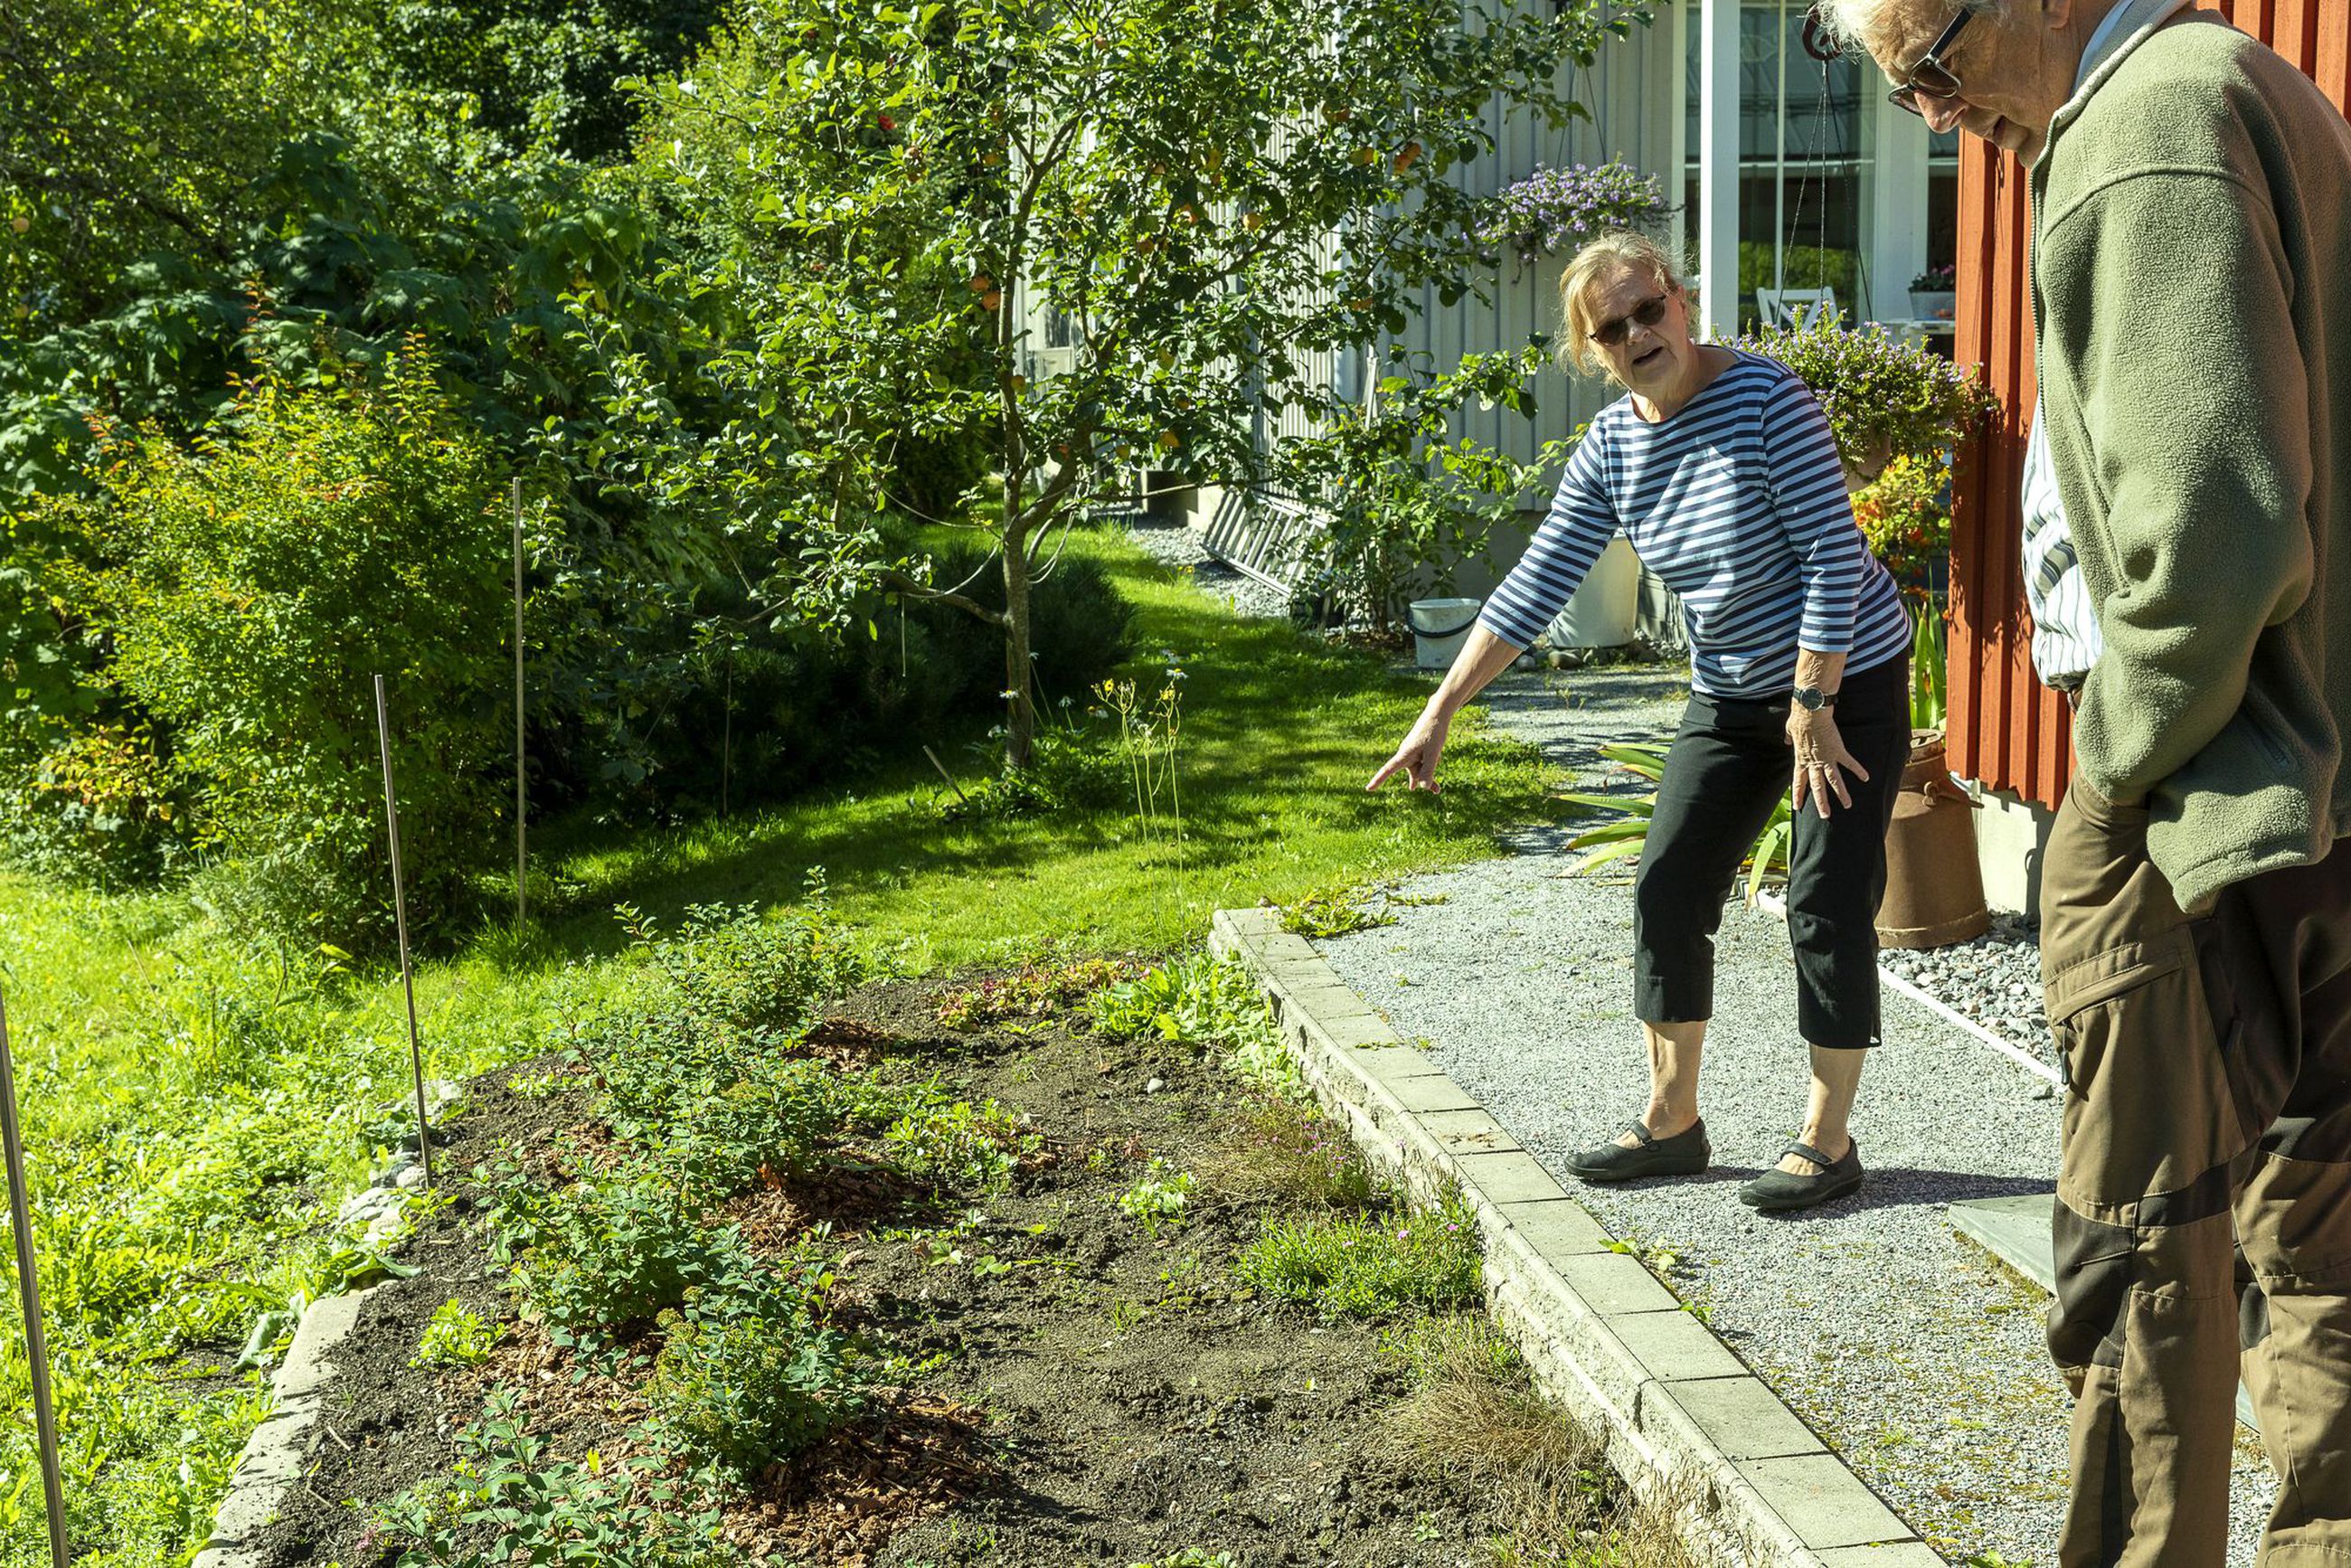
[1407,597,1483,670]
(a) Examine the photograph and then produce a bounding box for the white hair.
[1812,0,2006,53]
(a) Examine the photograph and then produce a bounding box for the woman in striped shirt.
[1369,231,1913,1213]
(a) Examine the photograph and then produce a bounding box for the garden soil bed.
[248,977,1554,1568]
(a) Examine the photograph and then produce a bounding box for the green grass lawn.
[0,523,1570,1568]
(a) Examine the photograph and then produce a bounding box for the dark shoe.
[1564,1119,1711,1183]
[1739,1138,1864,1212]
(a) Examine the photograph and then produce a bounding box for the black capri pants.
[1631,655,1911,1049]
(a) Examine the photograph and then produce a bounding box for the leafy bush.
[645,1252,865,1477]
[1738,241,1861,311]
[412,1299,498,1369]
[16,353,509,946]
[935,727,1131,825]
[1117,1158,1196,1236]
[625,898,869,1044]
[1732,316,1997,473]
[375,1390,741,1566]
[487,1167,732,1333]
[578,900,879,1199]
[1233,1196,1482,1320]
[1090,951,1298,1093]
[883,1099,1043,1193]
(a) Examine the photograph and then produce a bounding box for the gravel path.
[1320,665,2279,1564]
[1117,517,1294,622]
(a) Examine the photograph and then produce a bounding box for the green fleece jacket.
[2032,11,2351,912]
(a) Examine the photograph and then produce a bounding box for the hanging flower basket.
[1471,162,1668,270]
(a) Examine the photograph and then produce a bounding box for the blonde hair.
[1556,231,1693,380]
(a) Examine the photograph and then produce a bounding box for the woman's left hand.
[1788,707,1869,818]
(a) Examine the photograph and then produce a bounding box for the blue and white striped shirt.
[1479,350,1912,698]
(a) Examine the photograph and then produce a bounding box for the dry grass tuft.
[1201,1089,1377,1207]
[1384,1316,1710,1568]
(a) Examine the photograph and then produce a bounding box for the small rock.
[1145,1077,1165,1094]
[394,1164,428,1189]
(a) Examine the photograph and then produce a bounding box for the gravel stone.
[1880,912,2055,1069]
[1321,663,2278,1563]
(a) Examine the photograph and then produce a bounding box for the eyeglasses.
[1590,292,1671,348]
[1888,7,1974,116]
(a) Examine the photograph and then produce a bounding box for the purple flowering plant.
[1732,316,1996,475]
[1473,160,1666,267]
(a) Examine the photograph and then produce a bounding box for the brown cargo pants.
[2041,777,2351,1566]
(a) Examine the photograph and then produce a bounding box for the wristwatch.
[1791,685,1839,712]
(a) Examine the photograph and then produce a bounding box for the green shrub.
[914,545,1137,717]
[1117,1158,1195,1236]
[625,898,869,1045]
[1090,951,1298,1094]
[646,1252,864,1478]
[376,1390,741,1567]
[27,354,509,947]
[412,1299,498,1369]
[584,901,874,1200]
[883,1099,1042,1193]
[487,1168,732,1333]
[1234,1196,1482,1320]
[1737,241,1861,312]
[597,546,1136,822]
[936,726,1130,824]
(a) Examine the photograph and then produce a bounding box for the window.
[1685,3,1958,328]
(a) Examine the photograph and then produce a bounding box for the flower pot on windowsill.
[1909,288,1956,321]
[1875,728,1991,949]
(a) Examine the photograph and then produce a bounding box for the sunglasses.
[1591,292,1671,348]
[1888,7,1973,115]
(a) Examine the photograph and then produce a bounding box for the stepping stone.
[1949,1195,2257,1431]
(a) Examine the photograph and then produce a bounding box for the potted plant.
[1732,316,1996,489]
[1471,161,1668,273]
[1909,263,1957,321]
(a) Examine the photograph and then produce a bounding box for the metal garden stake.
[512,477,527,927]
[0,983,70,1568]
[373,675,434,1186]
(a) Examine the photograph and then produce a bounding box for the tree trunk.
[1000,535,1035,770]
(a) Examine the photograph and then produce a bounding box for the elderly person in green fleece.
[1822,0,2351,1559]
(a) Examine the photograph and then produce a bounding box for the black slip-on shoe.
[1564,1118,1711,1183]
[1739,1138,1864,1212]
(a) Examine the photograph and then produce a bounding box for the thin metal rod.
[721,648,732,820]
[512,478,527,928]
[922,744,969,804]
[373,675,433,1186]
[0,984,71,1568]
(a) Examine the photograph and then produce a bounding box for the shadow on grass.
[499,531,1572,974]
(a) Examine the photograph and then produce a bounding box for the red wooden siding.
[1946,3,2351,806]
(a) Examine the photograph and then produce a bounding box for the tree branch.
[877,568,1007,628]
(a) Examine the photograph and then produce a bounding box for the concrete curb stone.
[1212,905,1942,1568]
[191,1282,388,1568]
